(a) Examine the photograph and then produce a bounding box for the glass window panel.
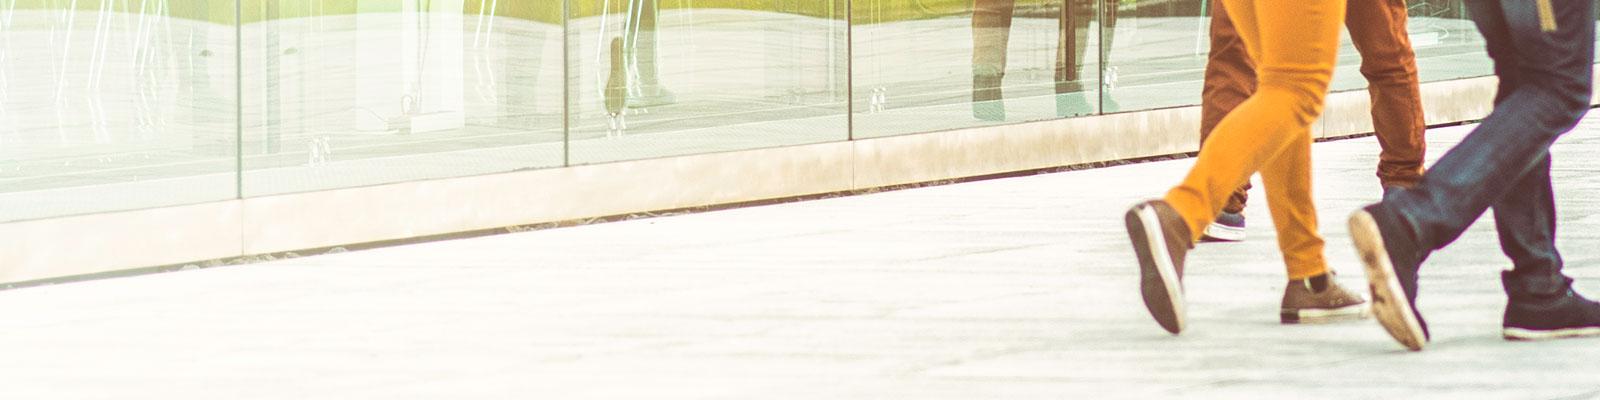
[853,0,1097,138]
[0,0,237,222]
[1331,0,1490,92]
[1405,0,1490,83]
[1101,0,1206,112]
[0,0,1563,224]
[564,0,849,165]
[240,0,563,196]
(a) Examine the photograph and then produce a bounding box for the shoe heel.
[1349,211,1427,351]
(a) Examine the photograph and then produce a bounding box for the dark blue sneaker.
[1502,272,1600,341]
[1349,203,1430,351]
[1200,211,1246,242]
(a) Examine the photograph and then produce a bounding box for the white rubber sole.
[1281,303,1370,324]
[1201,222,1246,242]
[1349,210,1427,351]
[1504,326,1600,341]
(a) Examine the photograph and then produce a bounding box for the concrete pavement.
[3,116,1600,398]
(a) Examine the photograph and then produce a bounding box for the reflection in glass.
[1333,0,1488,90]
[0,0,1559,223]
[240,1,564,196]
[619,0,674,108]
[597,0,675,138]
[566,0,849,164]
[971,0,1111,121]
[0,0,237,221]
[854,0,1099,138]
[1101,0,1207,112]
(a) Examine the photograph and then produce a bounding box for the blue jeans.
[1387,0,1594,292]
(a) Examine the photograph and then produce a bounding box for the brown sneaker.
[1125,200,1193,334]
[1280,272,1369,324]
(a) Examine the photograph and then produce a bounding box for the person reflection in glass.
[176,0,229,156]
[619,0,674,107]
[971,0,1118,121]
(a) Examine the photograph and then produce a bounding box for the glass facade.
[0,0,1580,222]
[564,0,848,164]
[239,1,565,196]
[0,0,237,221]
[853,0,1103,138]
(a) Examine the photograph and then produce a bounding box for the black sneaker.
[1502,272,1600,341]
[1125,200,1193,334]
[1200,211,1246,242]
[1349,203,1430,351]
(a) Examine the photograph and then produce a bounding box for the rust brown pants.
[1201,0,1426,213]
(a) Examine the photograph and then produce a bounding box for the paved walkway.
[4,115,1600,399]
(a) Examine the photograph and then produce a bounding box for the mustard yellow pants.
[1165,0,1347,279]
